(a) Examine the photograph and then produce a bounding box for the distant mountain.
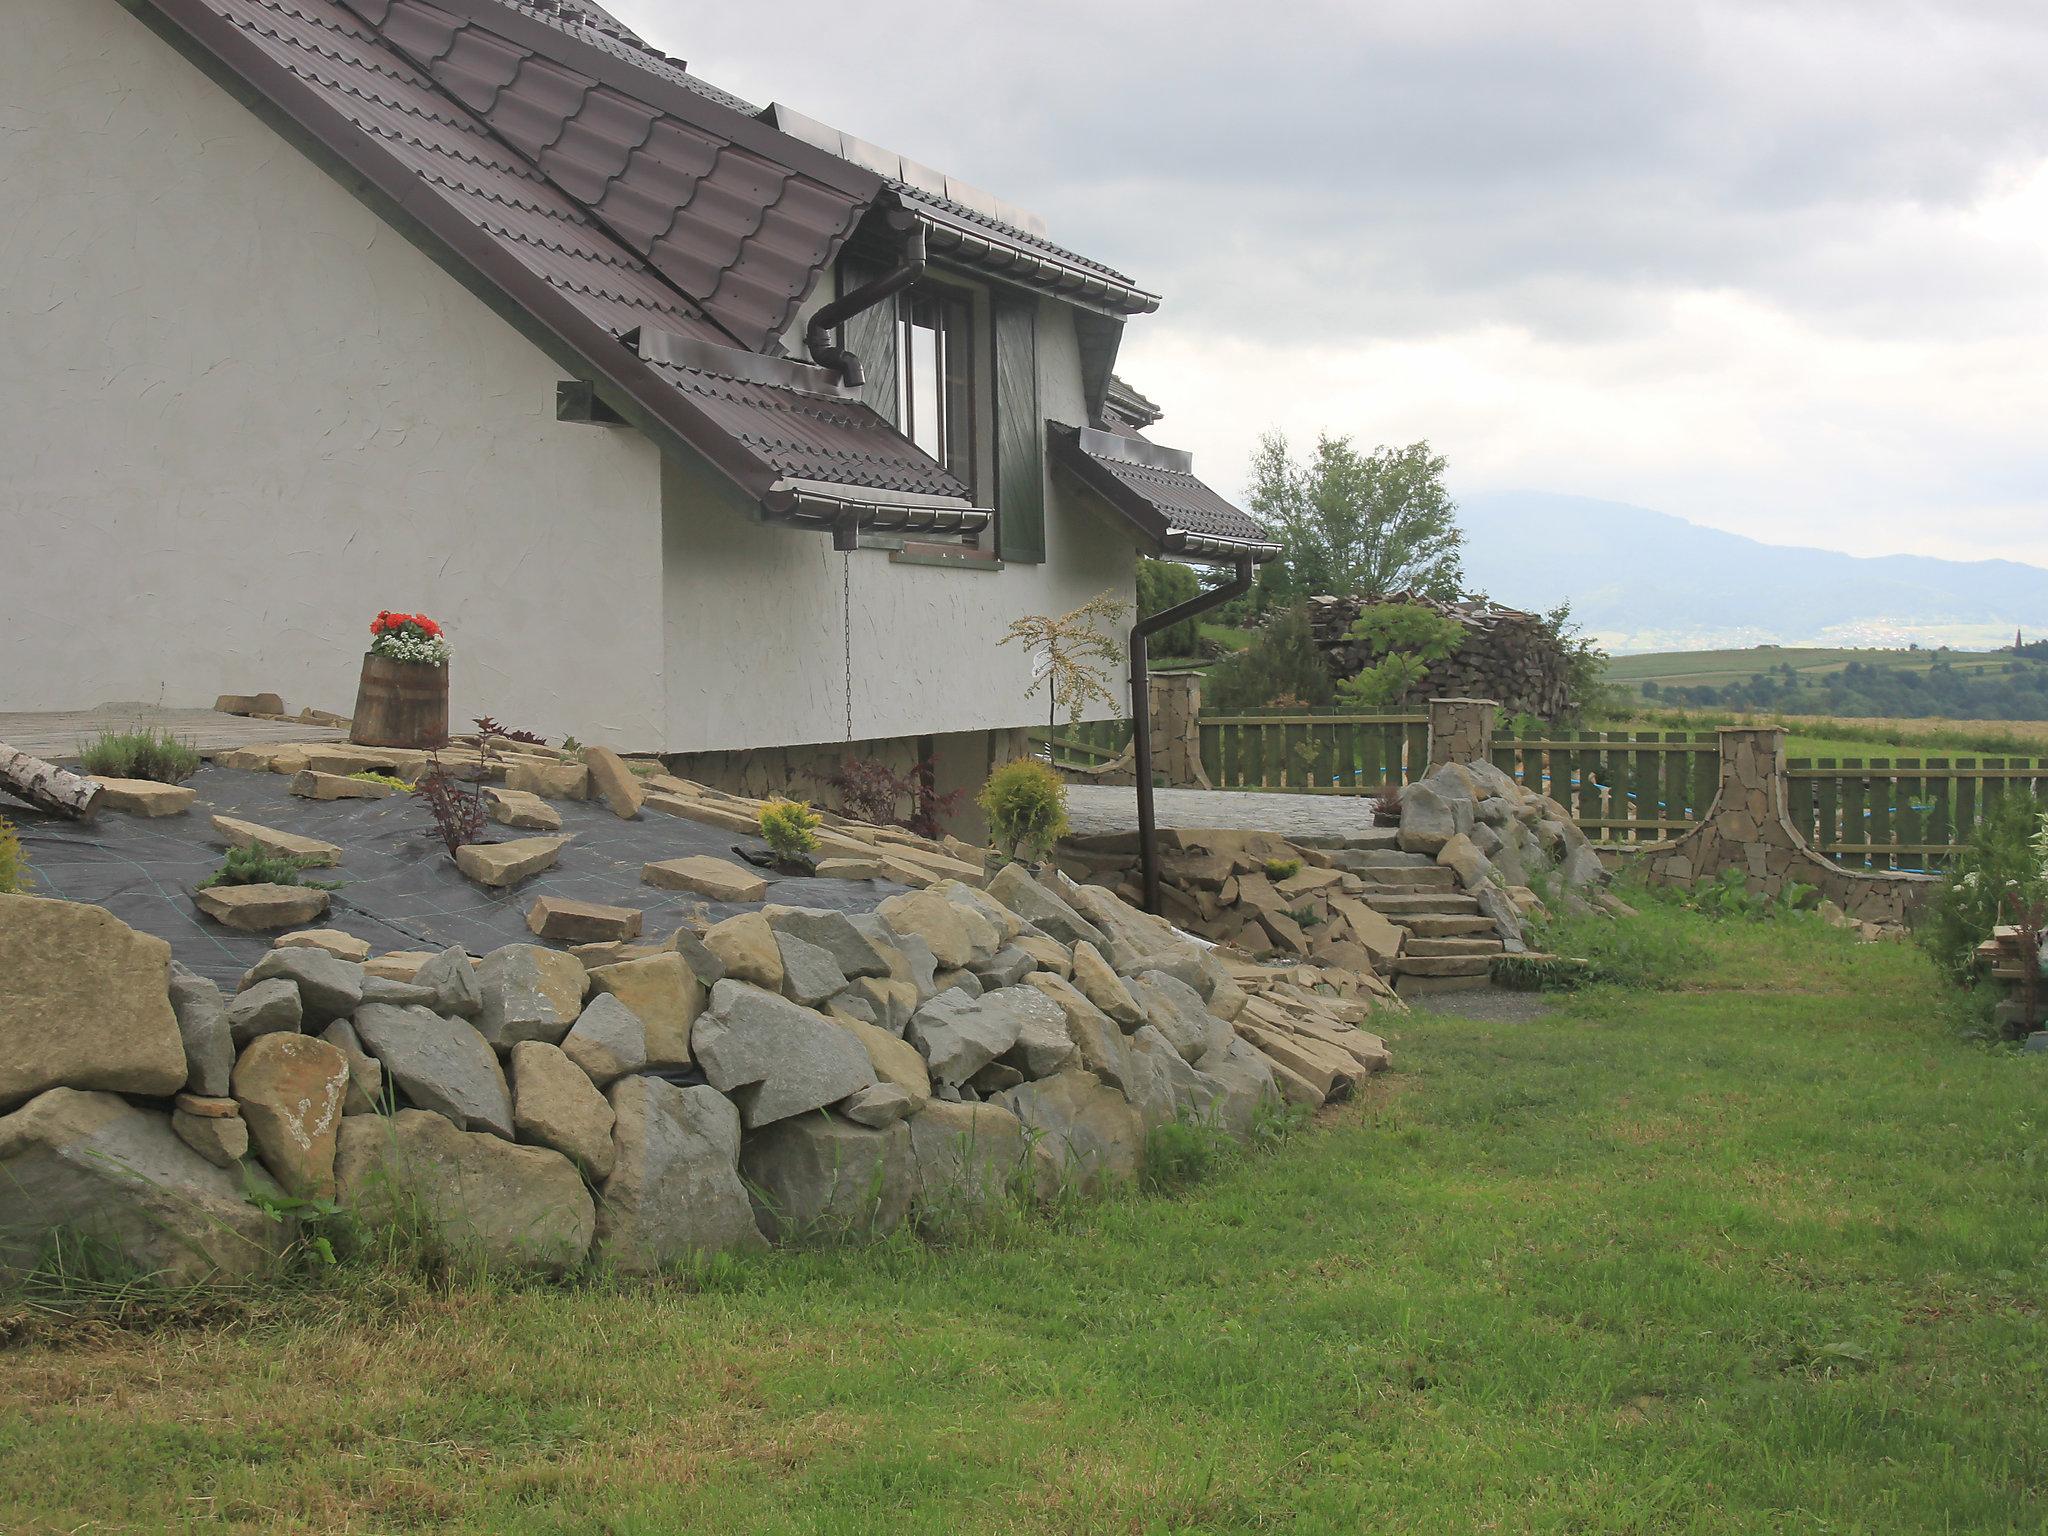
[1453,491,2048,655]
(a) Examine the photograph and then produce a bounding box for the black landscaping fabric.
[13,766,905,987]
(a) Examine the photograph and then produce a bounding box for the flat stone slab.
[194,883,330,931]
[272,929,372,962]
[456,836,571,889]
[290,769,401,801]
[486,787,563,831]
[92,778,196,817]
[642,855,767,903]
[527,896,643,943]
[211,815,342,867]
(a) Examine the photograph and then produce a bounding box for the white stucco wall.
[0,2,666,743]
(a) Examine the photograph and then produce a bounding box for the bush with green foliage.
[348,771,414,793]
[78,728,200,785]
[1202,604,1335,712]
[977,758,1068,862]
[1345,601,1467,664]
[1336,651,1430,708]
[1680,867,1819,920]
[0,816,27,895]
[758,798,822,860]
[1922,794,2048,984]
[1262,857,1301,882]
[196,845,321,889]
[1135,559,1204,658]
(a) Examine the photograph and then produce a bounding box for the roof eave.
[1049,425,1281,566]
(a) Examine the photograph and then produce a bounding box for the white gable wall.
[0,2,667,743]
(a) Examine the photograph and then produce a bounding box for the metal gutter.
[805,222,928,386]
[1129,556,1256,914]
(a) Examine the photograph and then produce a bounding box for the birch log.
[0,744,103,822]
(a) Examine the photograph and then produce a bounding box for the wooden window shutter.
[836,259,899,425]
[993,293,1044,563]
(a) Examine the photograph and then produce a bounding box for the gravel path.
[1064,785,1384,843]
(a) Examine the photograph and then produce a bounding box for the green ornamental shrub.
[197,845,320,889]
[978,758,1069,862]
[78,727,200,785]
[1202,604,1334,712]
[1263,857,1302,882]
[0,815,28,894]
[759,798,822,860]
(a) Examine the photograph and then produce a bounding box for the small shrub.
[348,770,413,793]
[759,798,822,859]
[472,716,546,746]
[78,727,200,785]
[1371,784,1402,827]
[1337,651,1429,709]
[1263,857,1302,882]
[415,759,489,857]
[1922,794,2048,985]
[0,815,28,894]
[1203,604,1334,712]
[1286,903,1324,928]
[197,845,319,889]
[978,758,1068,862]
[809,753,965,836]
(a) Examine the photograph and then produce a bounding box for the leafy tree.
[1247,433,1463,607]
[1203,604,1335,711]
[1332,601,1468,709]
[1135,558,1204,658]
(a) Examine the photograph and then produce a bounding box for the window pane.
[908,299,941,462]
[942,294,973,488]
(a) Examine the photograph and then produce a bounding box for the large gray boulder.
[474,944,585,1050]
[320,1019,385,1115]
[904,990,1024,1091]
[985,864,1106,951]
[1122,1025,1222,1132]
[905,1100,1056,1215]
[240,946,363,1023]
[1130,971,1231,1067]
[994,1069,1145,1196]
[559,993,647,1087]
[226,976,302,1047]
[336,1109,594,1276]
[984,986,1078,1079]
[0,896,188,1109]
[740,1113,914,1243]
[414,946,484,1019]
[350,1003,514,1139]
[1199,1037,1282,1138]
[764,906,892,979]
[692,981,875,1130]
[168,961,235,1098]
[1396,779,1470,855]
[775,932,848,1008]
[1022,974,1136,1095]
[971,945,1038,991]
[596,1077,764,1271]
[0,1088,291,1281]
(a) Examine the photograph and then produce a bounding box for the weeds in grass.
[1523,886,1705,991]
[77,727,200,784]
[1143,1110,1239,1195]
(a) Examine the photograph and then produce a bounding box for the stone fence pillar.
[1427,698,1497,769]
[1149,672,1209,788]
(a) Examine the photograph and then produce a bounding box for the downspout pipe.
[805,223,928,387]
[1130,554,1256,915]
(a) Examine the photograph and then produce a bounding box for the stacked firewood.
[1974,924,2046,1034]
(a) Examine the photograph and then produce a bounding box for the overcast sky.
[610,0,2048,568]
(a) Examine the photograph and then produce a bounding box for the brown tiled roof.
[129,0,987,533]
[1050,426,1280,564]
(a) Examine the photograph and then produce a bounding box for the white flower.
[371,632,450,666]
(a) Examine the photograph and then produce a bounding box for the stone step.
[1295,828,1402,852]
[1400,914,1502,939]
[1403,936,1504,958]
[1347,864,1458,890]
[1325,848,1435,872]
[1394,970,1494,996]
[1360,891,1480,916]
[1394,953,1494,978]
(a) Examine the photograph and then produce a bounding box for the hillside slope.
[1455,491,2048,653]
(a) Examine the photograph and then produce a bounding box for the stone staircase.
[1317,835,1503,993]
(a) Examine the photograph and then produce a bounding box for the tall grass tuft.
[77,727,200,784]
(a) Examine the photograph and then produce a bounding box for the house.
[1,0,1276,809]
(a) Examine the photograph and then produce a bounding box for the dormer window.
[897,288,973,487]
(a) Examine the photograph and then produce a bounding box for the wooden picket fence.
[1787,757,2048,872]
[1186,712,2048,870]
[1028,718,1134,772]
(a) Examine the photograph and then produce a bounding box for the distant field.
[1605,646,2018,689]
[1594,711,2048,759]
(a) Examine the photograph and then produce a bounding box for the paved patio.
[1064,784,1384,844]
[0,704,347,761]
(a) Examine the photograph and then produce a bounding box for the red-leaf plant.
[417,754,490,857]
[809,754,965,840]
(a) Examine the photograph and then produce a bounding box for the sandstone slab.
[586,952,698,1069]
[705,911,783,991]
[741,1114,913,1242]
[273,929,372,963]
[527,896,643,944]
[875,889,974,969]
[906,1100,1056,1214]
[510,1040,616,1179]
[840,1018,931,1110]
[474,944,586,1049]
[995,1069,1145,1195]
[582,746,648,819]
[212,815,342,867]
[1070,941,1143,1029]
[172,1099,250,1168]
[337,1109,594,1275]
[195,883,330,932]
[94,777,196,817]
[986,864,1106,950]
[0,896,186,1109]
[289,770,400,802]
[505,761,589,800]
[560,993,648,1086]
[486,787,564,832]
[232,1033,349,1198]
[642,855,766,903]
[455,836,570,889]
[241,946,364,1023]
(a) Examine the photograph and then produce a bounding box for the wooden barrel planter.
[350,655,450,749]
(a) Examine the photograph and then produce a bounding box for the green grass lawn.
[4,912,2043,1532]
[1605,646,2019,689]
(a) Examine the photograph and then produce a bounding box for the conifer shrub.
[759,798,822,860]
[978,758,1069,863]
